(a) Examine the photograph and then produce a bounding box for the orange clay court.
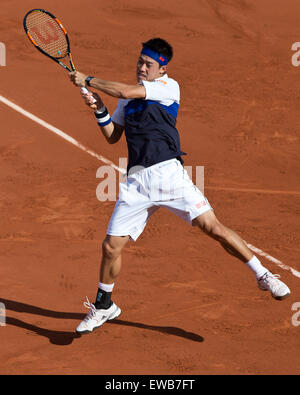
[0,0,300,375]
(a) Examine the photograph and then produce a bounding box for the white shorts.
[107,159,212,241]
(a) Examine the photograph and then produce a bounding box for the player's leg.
[192,210,253,263]
[192,210,290,299]
[158,159,290,300]
[76,169,160,334]
[76,234,129,335]
[95,235,130,309]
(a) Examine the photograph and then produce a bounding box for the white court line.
[0,95,126,175]
[0,94,298,279]
[246,242,300,279]
[206,185,300,196]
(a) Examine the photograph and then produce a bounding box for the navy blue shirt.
[111,74,186,172]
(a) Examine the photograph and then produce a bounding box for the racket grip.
[80,87,97,104]
[80,87,89,95]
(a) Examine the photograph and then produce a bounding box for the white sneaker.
[76,297,121,334]
[257,272,290,300]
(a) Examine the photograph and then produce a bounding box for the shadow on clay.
[0,298,204,346]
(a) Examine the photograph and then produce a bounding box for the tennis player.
[70,38,290,334]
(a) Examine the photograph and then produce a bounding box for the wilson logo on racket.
[30,22,59,45]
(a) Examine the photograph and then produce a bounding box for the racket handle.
[80,87,89,95]
[80,87,97,104]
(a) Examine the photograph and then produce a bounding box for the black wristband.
[85,76,94,87]
[95,108,109,119]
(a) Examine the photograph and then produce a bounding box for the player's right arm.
[81,90,124,144]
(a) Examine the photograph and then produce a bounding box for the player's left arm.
[70,71,146,99]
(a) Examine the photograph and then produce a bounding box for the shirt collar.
[155,74,168,81]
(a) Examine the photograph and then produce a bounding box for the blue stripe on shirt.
[125,100,179,120]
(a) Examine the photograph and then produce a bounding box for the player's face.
[136,54,165,83]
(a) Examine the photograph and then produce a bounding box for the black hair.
[142,38,173,63]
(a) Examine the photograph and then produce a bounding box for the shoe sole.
[273,292,290,301]
[76,306,122,335]
[258,286,290,300]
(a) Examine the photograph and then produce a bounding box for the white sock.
[245,256,269,279]
[98,282,114,292]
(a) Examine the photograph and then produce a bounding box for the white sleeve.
[142,78,180,105]
[111,99,129,127]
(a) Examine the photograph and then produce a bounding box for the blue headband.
[141,47,169,66]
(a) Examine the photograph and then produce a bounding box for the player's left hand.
[81,89,102,110]
[69,71,87,87]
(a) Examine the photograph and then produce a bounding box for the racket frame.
[23,8,76,72]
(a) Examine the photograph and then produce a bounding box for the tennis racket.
[23,8,94,98]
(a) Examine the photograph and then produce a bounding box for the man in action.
[70,38,290,335]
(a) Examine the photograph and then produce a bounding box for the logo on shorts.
[196,201,206,209]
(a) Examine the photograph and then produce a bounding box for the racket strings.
[25,11,68,58]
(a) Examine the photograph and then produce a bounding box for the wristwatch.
[85,76,94,87]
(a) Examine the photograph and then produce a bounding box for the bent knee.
[209,221,226,239]
[197,216,226,240]
[102,236,126,259]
